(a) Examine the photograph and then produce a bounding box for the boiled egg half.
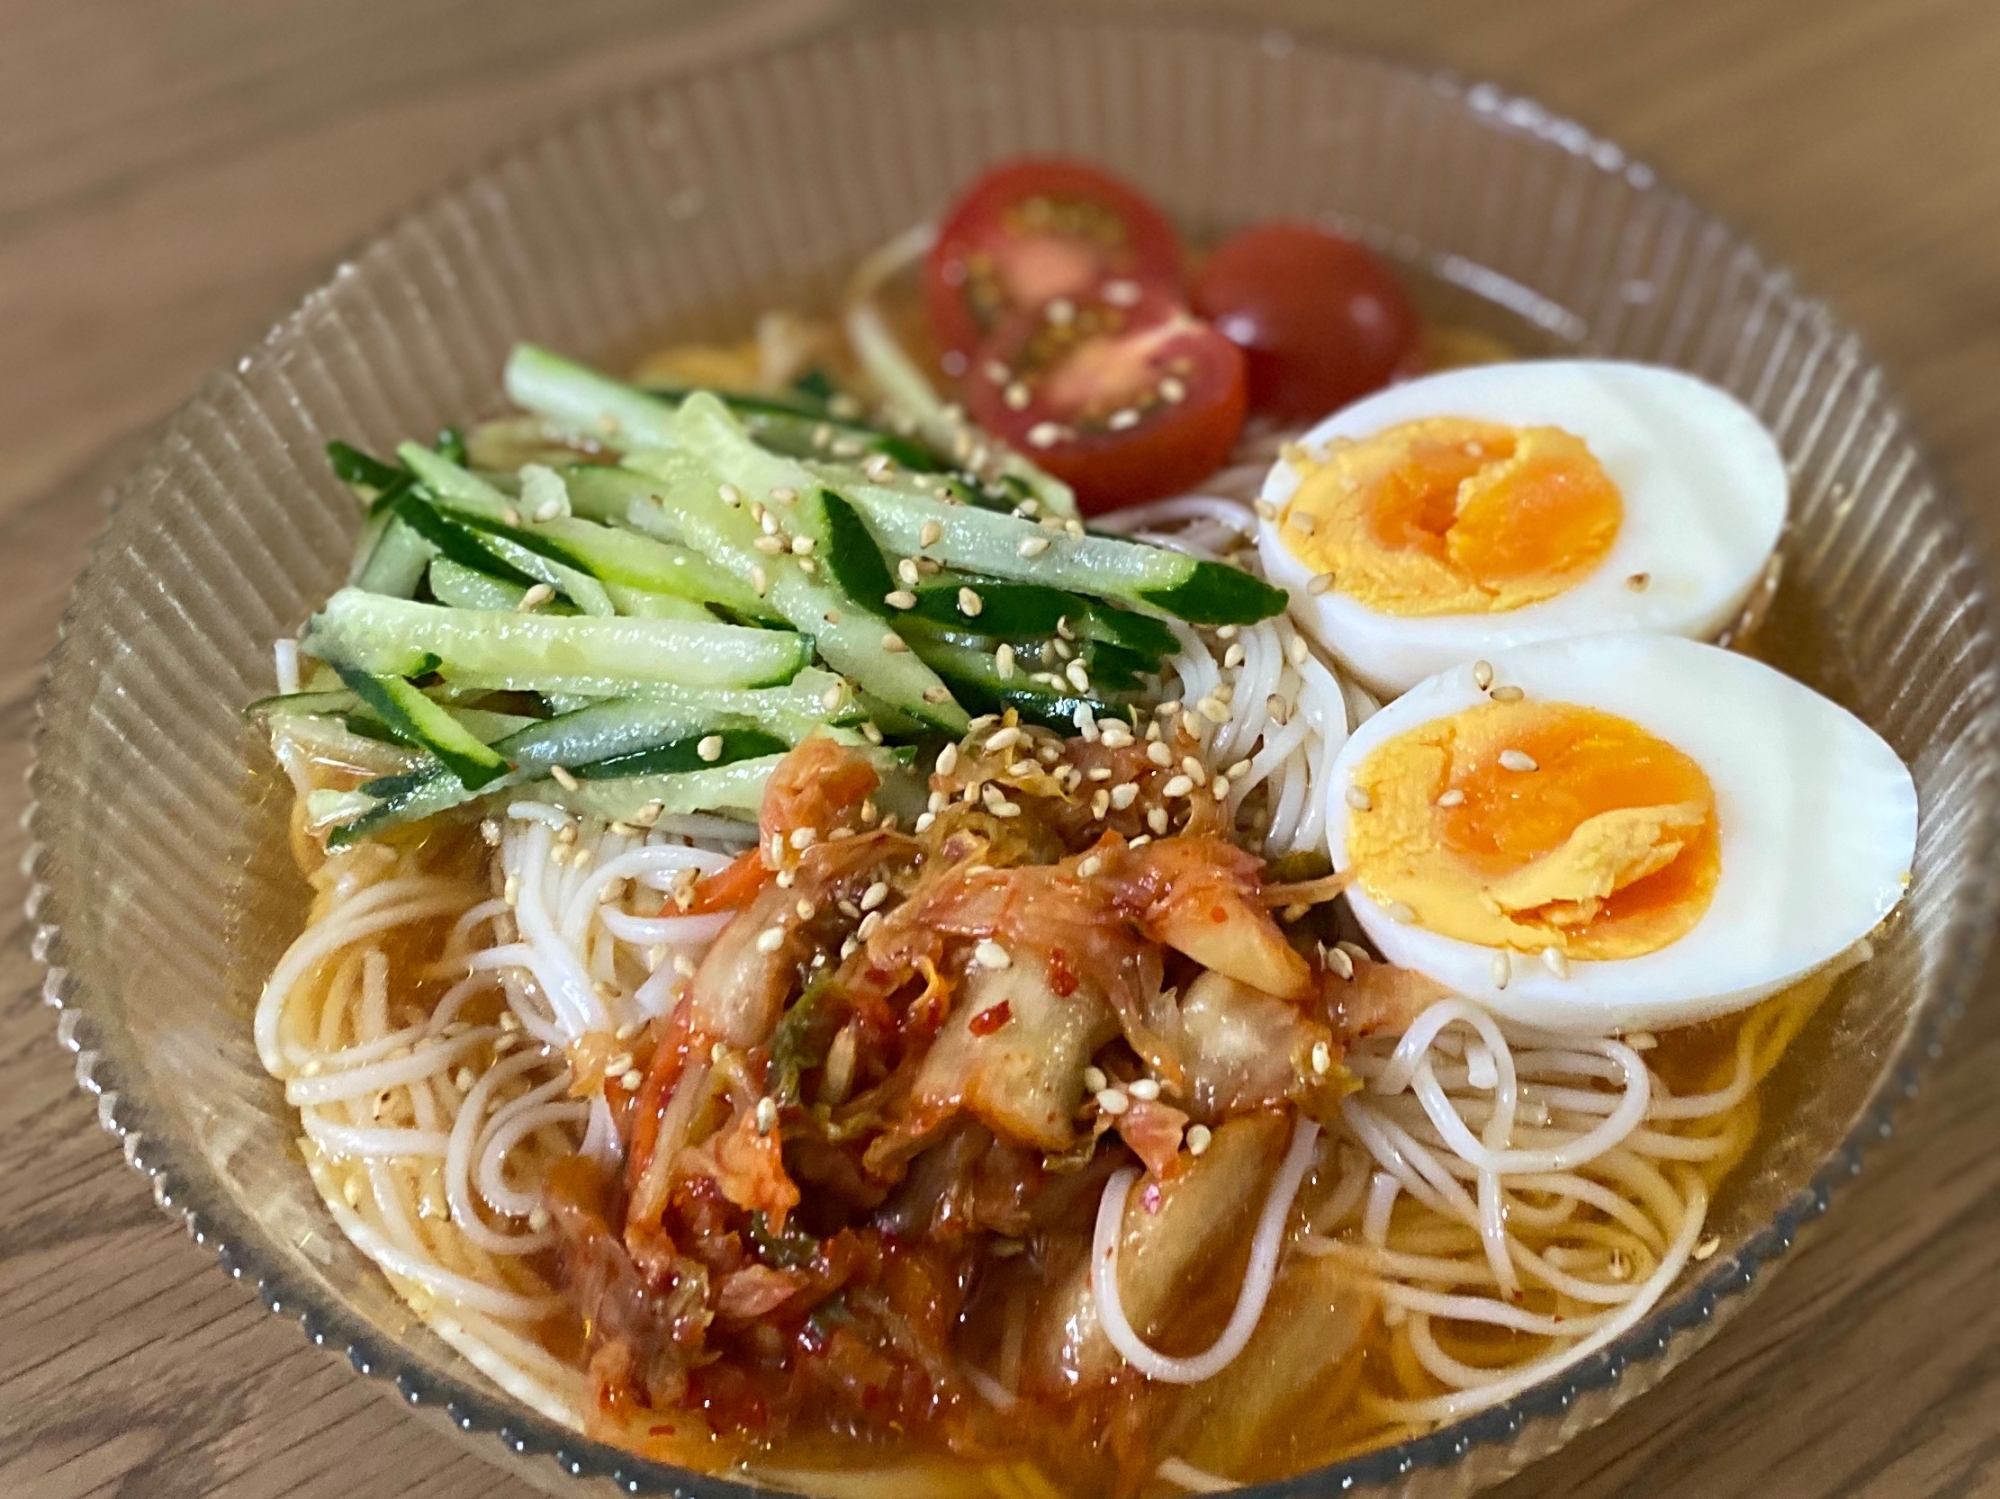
[1325,635,1917,1032]
[1259,360,1787,696]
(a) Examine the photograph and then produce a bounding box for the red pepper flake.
[1141,1181,1164,1214]
[969,1001,1013,1036]
[1210,904,1228,923]
[1047,947,1079,997]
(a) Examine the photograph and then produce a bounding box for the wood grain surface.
[4,1,1999,1495]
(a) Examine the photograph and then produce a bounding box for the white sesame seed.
[1388,900,1418,924]
[898,557,921,586]
[770,486,798,505]
[1187,1124,1213,1156]
[791,534,817,555]
[1159,375,1187,403]
[1046,297,1076,325]
[501,504,522,527]
[1254,498,1277,521]
[1436,788,1466,807]
[1307,572,1335,596]
[696,734,725,763]
[1491,684,1525,703]
[1077,855,1104,878]
[1181,756,1207,785]
[1345,784,1372,812]
[882,632,909,653]
[1627,1031,1659,1051]
[1542,945,1571,979]
[1102,278,1143,307]
[749,563,769,596]
[1096,1087,1130,1116]
[973,939,1011,970]
[1325,944,1355,980]
[936,743,960,777]
[753,534,785,555]
[958,586,984,617]
[1107,407,1142,432]
[1311,1041,1333,1076]
[1491,951,1512,988]
[1162,774,1195,799]
[1017,534,1052,557]
[549,764,580,791]
[517,582,555,612]
[1692,1234,1721,1262]
[1127,1077,1162,1102]
[1146,807,1170,835]
[1066,659,1092,692]
[859,881,890,914]
[480,817,502,846]
[857,910,883,939]
[1197,696,1231,725]
[1222,642,1247,670]
[1026,422,1066,450]
[986,725,1023,753]
[755,927,785,953]
[885,589,917,610]
[718,482,743,506]
[1288,636,1311,667]
[789,826,818,850]
[1145,741,1174,768]
[1498,749,1539,773]
[755,1096,780,1135]
[1109,783,1140,810]
[995,643,1016,680]
[1091,789,1111,819]
[620,1068,644,1090]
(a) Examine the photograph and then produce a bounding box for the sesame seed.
[857,910,884,939]
[1187,1124,1213,1156]
[958,586,984,617]
[517,582,555,612]
[791,534,817,555]
[1162,774,1195,799]
[718,482,742,506]
[1026,422,1067,450]
[1288,636,1311,667]
[755,1096,780,1135]
[1181,756,1207,784]
[1159,375,1187,403]
[1127,1077,1162,1102]
[1066,659,1092,692]
[533,497,564,523]
[755,927,785,953]
[885,589,917,610]
[620,1068,644,1090]
[1345,784,1372,812]
[549,764,580,791]
[987,725,1023,752]
[697,734,725,763]
[795,898,817,922]
[882,632,908,653]
[1498,749,1539,772]
[789,826,818,849]
[863,452,897,481]
[770,486,798,505]
[1096,1087,1130,1116]
[1627,1031,1659,1051]
[821,683,845,712]
[1129,834,1151,847]
[1307,572,1335,596]
[937,742,960,776]
[1436,788,1466,808]
[1078,855,1104,878]
[753,534,785,555]
[1491,951,1512,988]
[974,939,1011,970]
[1146,807,1170,835]
[1472,660,1494,689]
[749,564,769,596]
[758,508,780,535]
[1003,381,1031,411]
[1017,535,1052,557]
[1311,1041,1333,1076]
[919,520,944,547]
[1103,278,1143,307]
[1197,696,1231,725]
[1387,900,1418,924]
[501,504,522,527]
[799,553,820,575]
[1254,499,1277,521]
[1046,297,1076,325]
[1181,710,1202,740]
[860,881,890,913]
[1107,407,1142,432]
[1542,945,1571,979]
[995,643,1016,680]
[1288,510,1316,536]
[480,818,502,846]
[1491,684,1525,703]
[1325,944,1355,980]
[1692,1234,1721,1262]
[1091,789,1111,819]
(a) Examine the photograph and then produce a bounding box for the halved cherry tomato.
[965,288,1247,513]
[1191,221,1419,421]
[925,157,1184,359]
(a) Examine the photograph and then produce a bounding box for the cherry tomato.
[965,288,1247,513]
[1191,221,1419,421]
[925,157,1184,358]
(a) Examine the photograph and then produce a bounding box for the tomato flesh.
[1192,221,1419,421]
[925,157,1184,358]
[965,289,1246,514]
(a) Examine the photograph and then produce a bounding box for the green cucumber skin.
[572,728,787,780]
[354,516,435,598]
[908,579,1179,661]
[303,588,810,691]
[492,671,851,771]
[333,667,510,790]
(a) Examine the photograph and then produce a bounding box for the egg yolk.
[1280,417,1623,615]
[1344,700,1719,960]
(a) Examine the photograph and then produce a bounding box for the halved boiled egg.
[1259,361,1788,696]
[1325,635,1917,1032]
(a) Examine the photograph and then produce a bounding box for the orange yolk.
[1344,700,1720,960]
[1280,417,1623,615]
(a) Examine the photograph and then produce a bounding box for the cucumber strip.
[573,727,787,780]
[530,515,776,621]
[511,756,780,823]
[911,636,1122,733]
[506,344,683,450]
[559,462,681,533]
[600,584,714,622]
[492,670,853,770]
[834,479,1285,625]
[619,394,969,733]
[639,382,949,473]
[908,578,1179,660]
[302,588,811,691]
[397,450,617,616]
[428,556,531,611]
[327,440,403,495]
[246,688,362,720]
[334,668,511,789]
[354,515,434,598]
[398,444,513,521]
[393,496,544,590]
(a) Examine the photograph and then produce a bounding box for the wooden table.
[4,1,1998,1494]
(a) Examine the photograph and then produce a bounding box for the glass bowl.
[25,10,2000,1497]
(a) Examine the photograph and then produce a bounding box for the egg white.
[1259,360,1789,697]
[1324,635,1917,1033]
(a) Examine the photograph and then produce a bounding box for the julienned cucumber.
[906,578,1179,660]
[619,395,970,734]
[833,480,1287,626]
[302,588,811,692]
[333,667,510,789]
[492,670,854,771]
[510,754,781,825]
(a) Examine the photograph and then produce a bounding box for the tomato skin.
[966,290,1247,514]
[1191,221,1419,421]
[925,157,1184,358]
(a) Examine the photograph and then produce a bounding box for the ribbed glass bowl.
[25,10,2000,1498]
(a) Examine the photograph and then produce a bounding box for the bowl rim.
[24,9,2000,1496]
